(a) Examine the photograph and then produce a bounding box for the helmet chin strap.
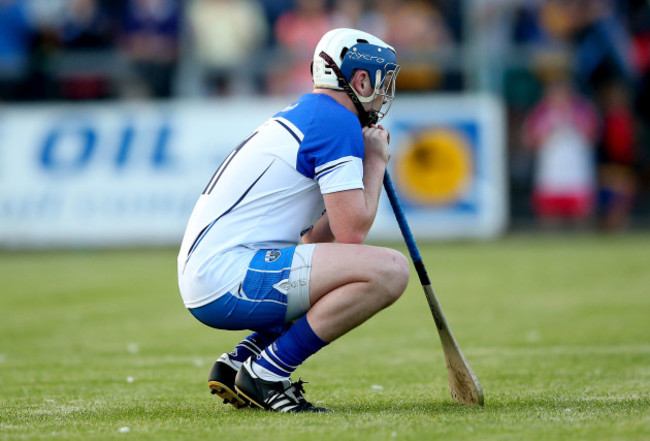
[319,51,379,127]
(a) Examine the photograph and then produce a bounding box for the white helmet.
[312,28,400,126]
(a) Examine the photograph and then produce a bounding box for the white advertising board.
[373,94,507,240]
[0,95,505,248]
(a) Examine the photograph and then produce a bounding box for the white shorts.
[283,243,316,321]
[187,244,316,333]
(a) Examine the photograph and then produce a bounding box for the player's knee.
[374,249,409,306]
[397,251,410,288]
[389,250,410,302]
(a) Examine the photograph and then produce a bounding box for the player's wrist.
[365,151,390,167]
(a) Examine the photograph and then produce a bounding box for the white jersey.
[178,93,365,308]
[535,124,595,194]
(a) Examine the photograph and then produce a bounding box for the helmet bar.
[372,64,400,122]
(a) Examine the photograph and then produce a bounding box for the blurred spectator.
[99,0,127,23]
[330,0,387,38]
[61,0,112,49]
[120,0,181,98]
[383,0,454,91]
[573,2,635,92]
[10,0,66,101]
[512,1,548,46]
[24,0,66,33]
[469,0,528,93]
[267,0,332,95]
[188,0,268,96]
[58,0,114,100]
[256,0,293,47]
[628,0,650,158]
[383,0,452,51]
[540,0,636,92]
[0,0,31,101]
[522,76,600,230]
[435,0,464,43]
[544,0,640,229]
[628,0,650,221]
[596,81,639,231]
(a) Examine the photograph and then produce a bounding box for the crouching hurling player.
[177,28,407,412]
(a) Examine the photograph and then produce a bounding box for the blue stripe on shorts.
[189,246,297,334]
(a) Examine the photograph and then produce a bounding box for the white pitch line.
[466,344,650,357]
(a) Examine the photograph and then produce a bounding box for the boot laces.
[282,378,312,407]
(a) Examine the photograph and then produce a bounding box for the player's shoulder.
[307,93,360,127]
[275,93,361,138]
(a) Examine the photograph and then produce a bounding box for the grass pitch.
[1,234,649,440]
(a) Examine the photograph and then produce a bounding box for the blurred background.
[1,0,650,248]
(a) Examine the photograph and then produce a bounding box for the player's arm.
[322,125,390,244]
[301,212,335,244]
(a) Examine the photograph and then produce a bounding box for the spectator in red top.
[522,75,600,230]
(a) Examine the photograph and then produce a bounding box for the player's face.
[368,69,398,116]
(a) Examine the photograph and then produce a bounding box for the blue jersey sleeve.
[294,102,364,180]
[274,94,365,192]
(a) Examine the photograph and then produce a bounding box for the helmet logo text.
[347,52,385,64]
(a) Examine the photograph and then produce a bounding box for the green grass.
[1,235,649,440]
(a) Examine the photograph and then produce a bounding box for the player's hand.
[363,124,391,163]
[377,124,390,144]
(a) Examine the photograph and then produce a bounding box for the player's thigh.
[309,243,409,303]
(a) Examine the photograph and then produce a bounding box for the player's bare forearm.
[320,159,386,244]
[357,124,391,234]
[302,213,335,244]
[320,126,389,244]
[361,154,387,223]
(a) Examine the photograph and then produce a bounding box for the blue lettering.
[115,124,136,168]
[152,123,174,168]
[39,115,177,172]
[40,124,96,173]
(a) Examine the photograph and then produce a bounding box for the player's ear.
[352,70,371,96]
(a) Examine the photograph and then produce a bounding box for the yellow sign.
[395,128,473,205]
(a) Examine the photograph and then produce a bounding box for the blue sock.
[255,316,328,377]
[229,331,280,363]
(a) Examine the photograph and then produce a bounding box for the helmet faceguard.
[312,29,400,126]
[362,60,400,125]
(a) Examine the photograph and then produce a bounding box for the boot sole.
[234,386,266,410]
[209,381,249,409]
